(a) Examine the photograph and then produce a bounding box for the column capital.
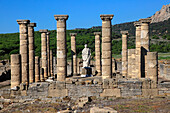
[121,30,129,35]
[28,23,36,27]
[134,21,141,27]
[139,18,151,24]
[94,32,101,36]
[70,33,77,36]
[17,20,30,25]
[39,29,48,33]
[100,14,114,21]
[54,15,69,21]
[46,32,50,35]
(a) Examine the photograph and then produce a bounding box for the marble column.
[54,15,69,81]
[139,18,151,77]
[17,20,30,85]
[94,32,101,76]
[70,33,77,76]
[28,23,36,83]
[35,56,40,82]
[134,22,141,78]
[121,31,128,77]
[39,29,48,80]
[147,52,158,83]
[47,32,51,77]
[11,54,21,88]
[50,50,54,77]
[100,14,114,79]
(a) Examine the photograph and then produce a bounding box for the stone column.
[35,56,40,82]
[28,23,36,83]
[53,57,57,77]
[50,50,54,77]
[77,58,80,75]
[134,22,141,78]
[94,32,101,76]
[70,33,77,76]
[47,32,51,77]
[100,14,114,79]
[121,31,128,77]
[40,58,44,81]
[11,54,21,88]
[39,29,48,80]
[17,20,30,85]
[128,49,136,78]
[147,52,158,83]
[139,18,151,77]
[54,15,69,81]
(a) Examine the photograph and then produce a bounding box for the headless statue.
[82,44,91,67]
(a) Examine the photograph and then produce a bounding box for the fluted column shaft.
[50,50,54,77]
[17,20,30,85]
[35,56,40,82]
[47,32,51,77]
[94,32,101,76]
[54,15,69,81]
[28,23,36,83]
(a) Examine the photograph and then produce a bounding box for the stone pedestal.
[11,54,21,89]
[50,50,54,77]
[100,14,114,79]
[39,29,48,80]
[28,23,36,83]
[17,20,30,85]
[81,67,92,77]
[121,31,128,77]
[47,32,51,77]
[147,52,158,84]
[70,33,77,76]
[94,32,101,76]
[35,56,40,82]
[134,22,141,78]
[54,15,69,81]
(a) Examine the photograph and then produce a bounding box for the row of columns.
[11,20,54,88]
[120,18,158,83]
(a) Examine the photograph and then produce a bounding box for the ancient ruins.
[0,14,170,112]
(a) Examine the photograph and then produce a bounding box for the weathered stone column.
[53,57,57,77]
[121,31,128,77]
[50,50,54,77]
[47,32,51,77]
[77,58,80,75]
[17,20,30,85]
[28,23,36,83]
[134,22,141,78]
[40,58,44,81]
[35,56,40,82]
[11,54,21,88]
[100,14,114,79]
[54,15,69,81]
[94,32,101,76]
[128,49,136,78]
[139,18,151,77]
[70,33,77,76]
[147,52,158,83]
[39,29,48,80]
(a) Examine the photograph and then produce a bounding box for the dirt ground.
[0,96,169,113]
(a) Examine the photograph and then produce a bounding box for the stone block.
[90,107,117,113]
[100,88,121,97]
[142,89,158,97]
[48,88,68,97]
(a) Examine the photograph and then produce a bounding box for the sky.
[0,0,169,33]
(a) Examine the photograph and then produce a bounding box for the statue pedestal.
[81,67,92,77]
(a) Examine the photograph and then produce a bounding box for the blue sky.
[0,0,169,33]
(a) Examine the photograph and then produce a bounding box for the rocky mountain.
[151,4,170,23]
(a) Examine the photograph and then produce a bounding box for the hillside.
[0,19,170,60]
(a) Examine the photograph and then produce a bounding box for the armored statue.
[82,44,91,67]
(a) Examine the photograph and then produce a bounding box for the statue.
[82,44,91,67]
